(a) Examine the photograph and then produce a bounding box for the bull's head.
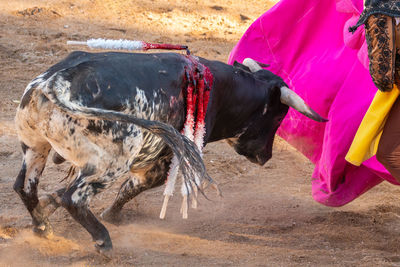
[227,58,327,165]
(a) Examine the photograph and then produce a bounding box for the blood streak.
[160,55,214,219]
[182,83,195,140]
[182,55,213,152]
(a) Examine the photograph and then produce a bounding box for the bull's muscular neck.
[204,63,268,142]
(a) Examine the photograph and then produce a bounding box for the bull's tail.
[39,72,213,194]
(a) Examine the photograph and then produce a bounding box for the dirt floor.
[2,0,400,266]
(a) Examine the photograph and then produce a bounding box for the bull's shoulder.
[197,57,259,90]
[198,57,251,79]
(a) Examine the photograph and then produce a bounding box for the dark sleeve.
[364,14,396,92]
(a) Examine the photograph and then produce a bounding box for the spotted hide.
[14,51,325,255]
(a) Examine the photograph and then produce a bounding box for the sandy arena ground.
[2,1,400,266]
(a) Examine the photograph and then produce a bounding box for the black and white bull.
[14,51,325,255]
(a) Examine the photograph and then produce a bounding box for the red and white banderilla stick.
[67,38,189,54]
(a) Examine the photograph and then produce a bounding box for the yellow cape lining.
[346,85,400,166]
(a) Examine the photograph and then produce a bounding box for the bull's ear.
[233,61,251,72]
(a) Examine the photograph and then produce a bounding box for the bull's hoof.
[100,207,121,224]
[33,221,53,239]
[95,240,113,259]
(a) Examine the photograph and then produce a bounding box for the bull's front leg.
[14,142,53,237]
[101,155,171,222]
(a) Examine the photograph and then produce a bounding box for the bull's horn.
[242,58,262,72]
[280,86,328,122]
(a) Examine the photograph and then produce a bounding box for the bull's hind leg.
[35,153,70,220]
[14,142,53,237]
[61,166,130,256]
[36,187,66,220]
[101,155,171,222]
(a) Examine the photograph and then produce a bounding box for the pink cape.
[228,0,399,207]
